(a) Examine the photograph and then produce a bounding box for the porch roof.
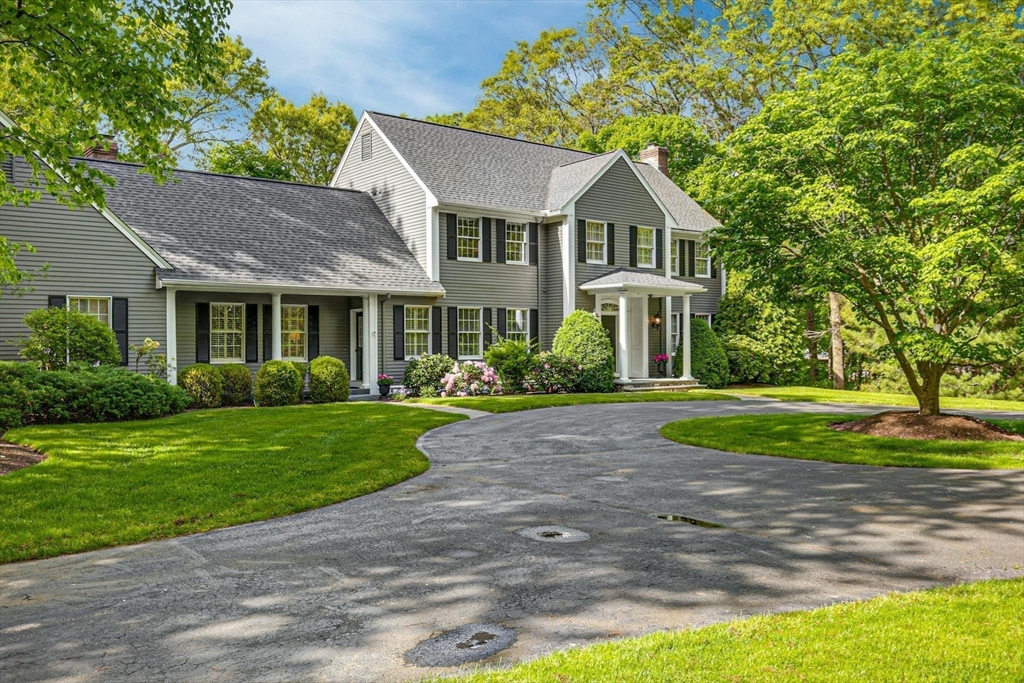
[579,268,706,297]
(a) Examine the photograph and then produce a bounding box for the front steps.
[615,377,702,392]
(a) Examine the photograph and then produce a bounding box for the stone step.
[621,383,703,392]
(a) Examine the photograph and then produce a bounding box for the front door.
[354,311,364,382]
[601,314,617,367]
[628,300,646,378]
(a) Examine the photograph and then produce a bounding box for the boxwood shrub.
[219,364,253,406]
[402,353,455,397]
[255,360,303,407]
[309,356,350,403]
[552,310,615,392]
[674,318,729,388]
[178,363,224,409]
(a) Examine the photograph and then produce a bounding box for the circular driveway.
[2,400,1022,682]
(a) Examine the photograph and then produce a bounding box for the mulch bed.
[0,440,47,475]
[831,410,1023,442]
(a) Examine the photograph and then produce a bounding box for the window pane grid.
[281,305,306,360]
[586,221,606,263]
[506,222,527,263]
[69,297,110,325]
[211,303,244,362]
[405,306,430,358]
[637,227,655,267]
[458,308,481,358]
[457,216,480,260]
[671,240,679,275]
[695,241,710,276]
[506,308,528,343]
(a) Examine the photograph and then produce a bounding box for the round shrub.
[673,318,729,388]
[19,307,122,370]
[255,360,303,407]
[484,338,531,393]
[178,363,224,409]
[552,310,614,393]
[529,351,583,393]
[218,364,253,406]
[309,356,350,403]
[401,353,455,396]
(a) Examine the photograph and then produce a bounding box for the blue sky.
[227,0,592,119]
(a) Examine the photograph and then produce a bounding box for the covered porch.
[579,270,706,385]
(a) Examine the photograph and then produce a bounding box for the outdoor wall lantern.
[650,314,662,330]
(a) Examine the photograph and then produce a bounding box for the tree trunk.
[806,307,818,383]
[916,364,944,416]
[828,292,845,390]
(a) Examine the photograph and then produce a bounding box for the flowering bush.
[528,352,583,393]
[440,361,501,397]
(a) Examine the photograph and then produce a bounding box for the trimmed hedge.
[0,361,189,432]
[178,363,224,409]
[219,364,253,406]
[552,310,615,392]
[309,356,350,403]
[674,318,729,388]
[255,360,303,407]
[402,354,455,397]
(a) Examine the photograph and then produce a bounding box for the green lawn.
[718,385,1024,413]
[436,579,1024,683]
[0,403,463,563]
[660,414,1024,469]
[407,390,727,413]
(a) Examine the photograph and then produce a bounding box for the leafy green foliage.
[675,318,729,388]
[19,306,121,370]
[0,361,188,432]
[309,356,350,404]
[218,364,252,406]
[178,363,224,409]
[529,352,583,394]
[552,310,615,392]
[203,140,293,179]
[254,360,302,407]
[402,354,456,397]
[0,237,47,299]
[484,337,533,393]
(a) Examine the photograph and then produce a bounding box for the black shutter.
[577,218,586,262]
[711,255,718,279]
[308,306,320,360]
[687,239,696,277]
[196,302,210,363]
[497,308,507,338]
[393,304,405,361]
[112,298,128,366]
[607,223,615,265]
[447,307,459,360]
[495,218,506,263]
[529,309,539,349]
[482,217,492,262]
[245,303,258,363]
[446,213,457,260]
[483,308,492,348]
[263,304,272,362]
[432,306,442,354]
[629,226,638,267]
[528,222,538,265]
[656,229,664,270]
[48,295,66,308]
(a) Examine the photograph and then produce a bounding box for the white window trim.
[505,221,529,265]
[457,306,484,360]
[456,215,482,262]
[67,295,113,328]
[585,220,607,265]
[404,305,432,361]
[505,307,530,345]
[695,241,712,279]
[671,240,681,277]
[210,301,245,364]
[280,304,308,362]
[636,226,656,269]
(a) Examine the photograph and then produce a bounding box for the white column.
[664,296,673,378]
[681,294,692,380]
[271,293,282,360]
[165,287,177,385]
[640,295,649,379]
[617,291,629,381]
[366,293,379,395]
[562,214,576,320]
[361,296,371,389]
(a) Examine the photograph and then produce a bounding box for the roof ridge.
[554,149,619,169]
[366,111,594,156]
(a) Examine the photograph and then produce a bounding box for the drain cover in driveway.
[517,525,591,543]
[405,623,515,667]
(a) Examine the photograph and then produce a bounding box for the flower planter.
[377,383,391,398]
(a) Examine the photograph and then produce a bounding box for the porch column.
[681,294,692,380]
[365,293,379,396]
[664,296,673,378]
[617,290,629,381]
[165,287,177,385]
[640,296,649,379]
[271,293,282,360]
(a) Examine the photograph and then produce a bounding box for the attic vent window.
[361,133,372,160]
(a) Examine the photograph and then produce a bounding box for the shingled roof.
[85,159,443,295]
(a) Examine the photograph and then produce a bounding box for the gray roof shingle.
[635,163,721,232]
[86,159,442,294]
[545,152,618,211]
[579,267,706,293]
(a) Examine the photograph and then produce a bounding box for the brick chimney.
[83,135,118,161]
[639,142,668,176]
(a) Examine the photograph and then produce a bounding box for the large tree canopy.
[696,32,1024,414]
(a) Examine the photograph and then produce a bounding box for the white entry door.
[628,299,646,378]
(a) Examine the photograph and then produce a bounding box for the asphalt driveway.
[2,400,1022,682]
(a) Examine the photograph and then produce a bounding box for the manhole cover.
[517,525,591,543]
[650,513,724,529]
[405,623,515,667]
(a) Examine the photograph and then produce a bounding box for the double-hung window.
[586,221,607,264]
[457,307,482,358]
[670,240,680,276]
[695,241,711,277]
[636,227,655,268]
[506,308,529,344]
[68,296,110,326]
[457,216,481,260]
[281,305,307,361]
[211,303,244,363]
[405,305,430,359]
[505,221,528,264]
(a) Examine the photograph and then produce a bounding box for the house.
[1,112,722,394]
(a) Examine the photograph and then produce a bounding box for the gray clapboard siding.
[334,122,428,273]
[381,296,445,380]
[539,222,563,350]
[671,239,721,316]
[0,158,166,370]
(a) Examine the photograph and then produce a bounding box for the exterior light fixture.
[650,314,662,330]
